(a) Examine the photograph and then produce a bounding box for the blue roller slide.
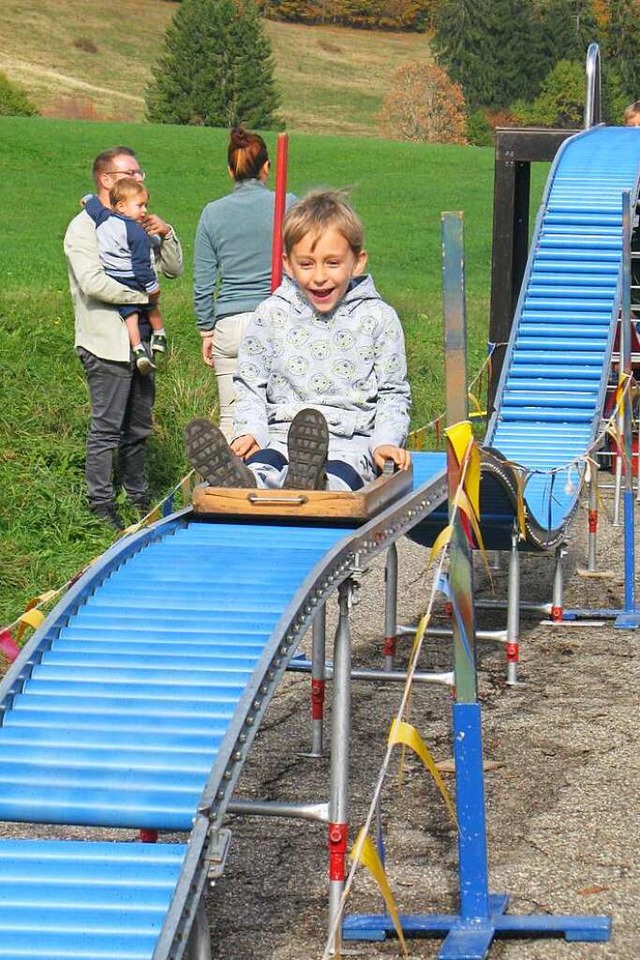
[0,458,448,960]
[414,125,640,552]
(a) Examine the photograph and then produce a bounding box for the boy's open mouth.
[310,287,334,301]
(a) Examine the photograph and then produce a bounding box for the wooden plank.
[192,465,413,521]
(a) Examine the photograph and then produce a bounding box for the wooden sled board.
[192,464,413,521]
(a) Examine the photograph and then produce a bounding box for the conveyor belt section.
[0,515,345,832]
[482,125,640,548]
[0,838,187,960]
[0,461,449,960]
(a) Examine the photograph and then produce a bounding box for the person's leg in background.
[211,312,253,439]
[77,346,132,529]
[119,360,155,512]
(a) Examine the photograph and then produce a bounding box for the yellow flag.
[350,830,408,956]
[429,524,452,566]
[389,720,458,827]
[445,420,473,469]
[18,609,44,629]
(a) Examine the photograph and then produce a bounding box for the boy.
[185,189,411,490]
[84,178,168,374]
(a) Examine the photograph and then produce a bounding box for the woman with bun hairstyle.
[194,126,296,437]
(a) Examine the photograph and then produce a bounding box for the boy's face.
[115,192,148,223]
[284,224,367,314]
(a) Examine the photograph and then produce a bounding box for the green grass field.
[0,116,548,626]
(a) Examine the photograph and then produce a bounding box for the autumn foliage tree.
[377,61,467,144]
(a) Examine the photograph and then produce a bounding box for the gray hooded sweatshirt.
[233,274,411,483]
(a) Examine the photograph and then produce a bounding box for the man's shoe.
[151,333,168,356]
[129,495,151,519]
[133,345,156,375]
[89,503,124,530]
[184,418,256,487]
[283,408,329,490]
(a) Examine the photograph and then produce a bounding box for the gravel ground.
[205,487,639,960]
[1,489,637,960]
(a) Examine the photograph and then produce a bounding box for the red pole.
[270,132,289,292]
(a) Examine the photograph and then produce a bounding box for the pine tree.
[539,0,601,68]
[434,0,546,109]
[146,0,280,128]
[602,0,640,102]
[493,0,545,105]
[433,0,499,109]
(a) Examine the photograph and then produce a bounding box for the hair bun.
[230,126,251,149]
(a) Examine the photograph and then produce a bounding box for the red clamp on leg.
[506,641,519,663]
[328,822,348,882]
[588,509,598,534]
[551,605,563,623]
[382,635,397,659]
[311,678,325,721]
[140,829,158,843]
[443,601,453,618]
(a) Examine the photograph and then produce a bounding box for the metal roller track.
[0,456,448,960]
[482,125,640,547]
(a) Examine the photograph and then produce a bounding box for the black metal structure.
[488,126,578,412]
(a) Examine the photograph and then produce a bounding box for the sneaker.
[129,495,151,519]
[151,333,168,356]
[89,502,124,530]
[133,345,155,375]
[283,409,329,490]
[184,418,257,488]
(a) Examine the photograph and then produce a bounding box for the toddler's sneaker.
[184,418,256,488]
[284,409,329,490]
[151,333,168,356]
[133,345,156,375]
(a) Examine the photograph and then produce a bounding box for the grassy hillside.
[1,0,431,135]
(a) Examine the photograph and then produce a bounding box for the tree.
[433,0,544,110]
[377,61,467,144]
[601,0,640,102]
[512,59,585,127]
[146,0,280,128]
[0,72,38,117]
[539,0,601,67]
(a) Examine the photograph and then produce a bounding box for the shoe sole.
[284,409,329,490]
[136,357,156,375]
[184,418,256,487]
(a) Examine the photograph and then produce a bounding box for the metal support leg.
[186,898,212,960]
[506,531,520,686]
[578,462,612,578]
[383,543,398,670]
[327,579,353,954]
[551,545,565,623]
[309,605,327,758]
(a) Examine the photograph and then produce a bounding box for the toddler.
[84,178,168,373]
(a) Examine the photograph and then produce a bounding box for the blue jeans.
[77,346,155,508]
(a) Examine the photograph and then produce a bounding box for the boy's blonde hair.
[109,177,148,210]
[624,100,640,125]
[283,189,364,256]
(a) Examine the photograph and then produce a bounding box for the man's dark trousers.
[77,346,154,509]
